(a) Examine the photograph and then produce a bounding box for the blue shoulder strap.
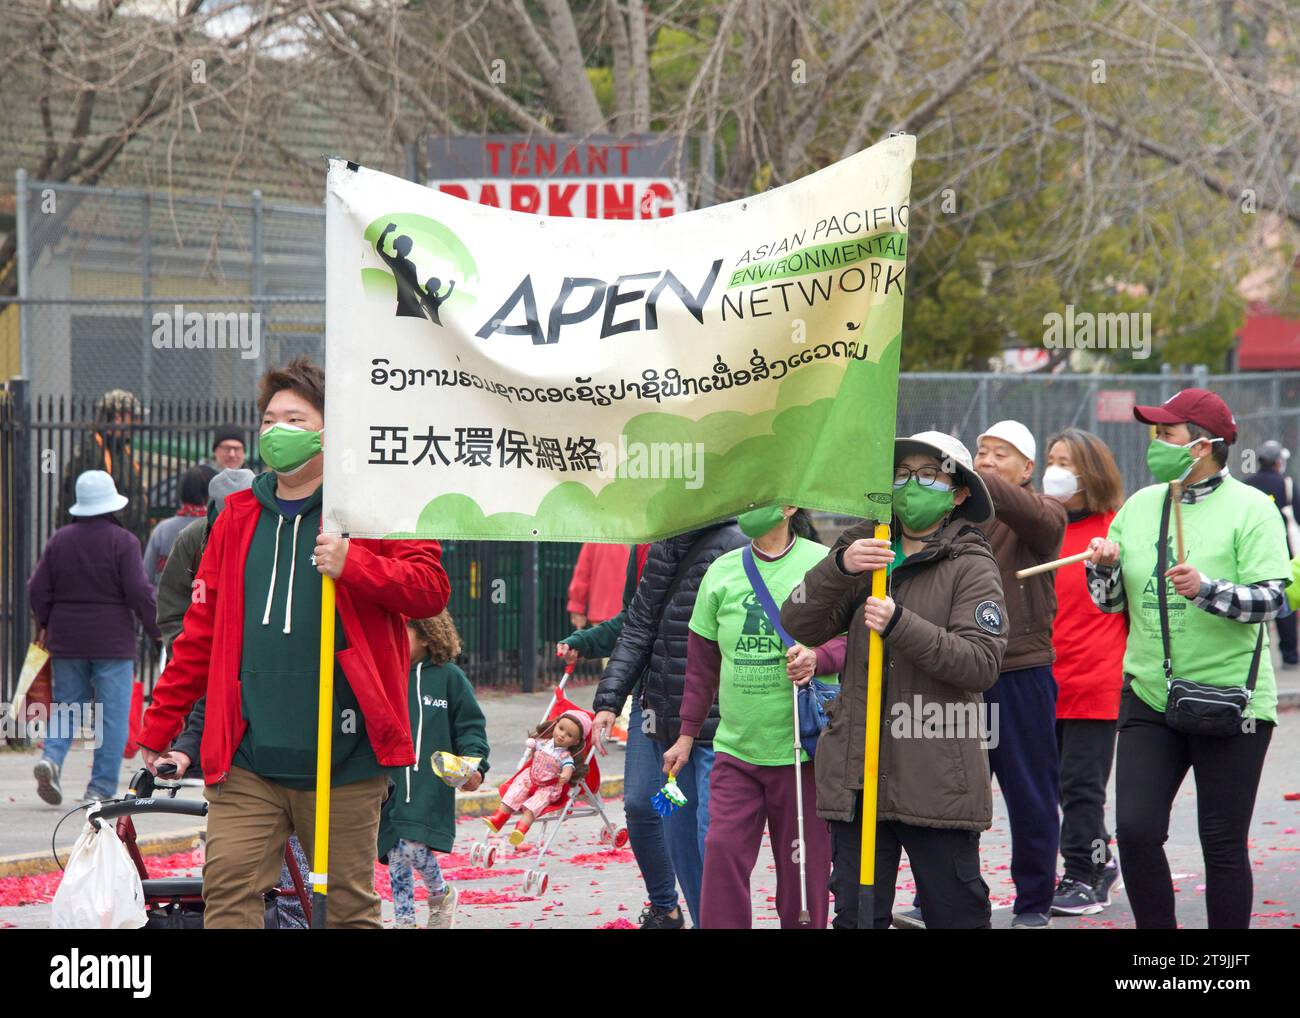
[742,543,796,649]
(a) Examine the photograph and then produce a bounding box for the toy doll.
[484,710,590,845]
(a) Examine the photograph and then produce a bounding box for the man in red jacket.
[138,358,450,929]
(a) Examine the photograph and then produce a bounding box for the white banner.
[323,134,915,542]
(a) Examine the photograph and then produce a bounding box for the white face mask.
[1042,464,1081,501]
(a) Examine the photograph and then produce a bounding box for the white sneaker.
[426,884,458,929]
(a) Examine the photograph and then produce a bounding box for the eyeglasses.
[892,465,953,491]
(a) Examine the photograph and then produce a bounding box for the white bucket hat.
[893,430,994,526]
[978,420,1036,463]
[69,470,129,517]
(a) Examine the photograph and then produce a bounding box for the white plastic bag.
[50,811,147,929]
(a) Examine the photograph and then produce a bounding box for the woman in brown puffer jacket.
[781,431,1008,929]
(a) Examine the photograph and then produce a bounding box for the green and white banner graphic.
[323,134,914,541]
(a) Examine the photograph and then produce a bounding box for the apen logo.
[49,950,151,998]
[364,211,722,345]
[364,214,479,327]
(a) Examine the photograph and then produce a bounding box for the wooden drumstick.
[1170,480,1185,564]
[1015,549,1093,579]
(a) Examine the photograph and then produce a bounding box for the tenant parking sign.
[427,134,688,219]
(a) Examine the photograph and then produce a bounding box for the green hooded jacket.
[231,471,384,789]
[378,655,489,857]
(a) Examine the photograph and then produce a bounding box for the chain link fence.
[898,370,1300,498]
[9,175,325,402]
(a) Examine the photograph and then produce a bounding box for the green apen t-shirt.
[688,536,840,766]
[1110,476,1290,723]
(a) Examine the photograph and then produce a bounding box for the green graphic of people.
[740,591,776,636]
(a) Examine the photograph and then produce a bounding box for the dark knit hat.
[212,424,245,451]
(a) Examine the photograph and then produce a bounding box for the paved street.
[2,683,1296,929]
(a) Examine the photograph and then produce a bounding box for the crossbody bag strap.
[1157,487,1173,685]
[741,544,796,649]
[1245,624,1264,696]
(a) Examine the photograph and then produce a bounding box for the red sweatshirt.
[566,543,632,624]
[1052,510,1126,720]
[137,487,450,784]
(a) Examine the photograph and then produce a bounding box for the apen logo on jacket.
[422,696,448,709]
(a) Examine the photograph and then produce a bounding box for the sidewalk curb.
[0,775,626,879]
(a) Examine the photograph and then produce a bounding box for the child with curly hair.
[378,611,489,929]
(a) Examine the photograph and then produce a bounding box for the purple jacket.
[28,516,161,659]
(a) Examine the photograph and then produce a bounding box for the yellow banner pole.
[309,573,336,929]
[858,522,889,925]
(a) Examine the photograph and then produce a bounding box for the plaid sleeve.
[1084,561,1126,613]
[1190,576,1287,622]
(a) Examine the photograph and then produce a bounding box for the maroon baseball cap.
[1132,388,1237,444]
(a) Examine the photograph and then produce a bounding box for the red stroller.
[468,664,627,896]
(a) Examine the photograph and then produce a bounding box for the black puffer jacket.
[594,521,747,745]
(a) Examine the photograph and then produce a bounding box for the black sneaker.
[34,758,62,806]
[1011,911,1052,928]
[638,904,685,929]
[1051,876,1102,916]
[1093,858,1120,908]
[891,907,926,929]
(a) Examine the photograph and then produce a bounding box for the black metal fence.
[13,368,1300,722]
[0,381,595,718]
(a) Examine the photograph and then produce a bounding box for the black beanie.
[212,424,245,451]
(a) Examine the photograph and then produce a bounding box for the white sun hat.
[68,470,129,517]
[893,430,994,526]
[977,420,1036,463]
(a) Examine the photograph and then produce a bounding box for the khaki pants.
[201,766,388,929]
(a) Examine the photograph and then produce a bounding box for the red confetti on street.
[567,849,635,866]
[459,888,534,905]
[442,866,524,881]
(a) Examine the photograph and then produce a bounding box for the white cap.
[978,420,1036,463]
[69,470,128,517]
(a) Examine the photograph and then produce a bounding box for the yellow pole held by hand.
[859,522,889,917]
[310,573,336,928]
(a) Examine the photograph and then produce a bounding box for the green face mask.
[259,423,322,475]
[1146,438,1209,483]
[738,505,787,538]
[892,479,955,532]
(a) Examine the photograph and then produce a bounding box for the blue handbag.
[741,545,841,757]
[796,678,841,756]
